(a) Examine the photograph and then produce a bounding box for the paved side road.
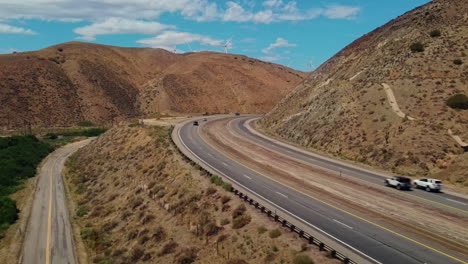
[21,139,91,264]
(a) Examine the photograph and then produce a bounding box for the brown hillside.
[64,125,337,264]
[260,0,468,187]
[0,42,304,128]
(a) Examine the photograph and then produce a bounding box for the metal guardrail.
[169,124,359,264]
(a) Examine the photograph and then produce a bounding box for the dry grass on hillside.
[0,42,305,129]
[261,0,468,188]
[64,125,338,264]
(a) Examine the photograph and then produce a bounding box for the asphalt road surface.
[231,116,468,215]
[21,139,91,264]
[177,116,468,264]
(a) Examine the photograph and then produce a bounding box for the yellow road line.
[45,157,53,264]
[228,118,468,215]
[197,125,467,263]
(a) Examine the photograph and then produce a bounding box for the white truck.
[413,178,442,192]
[384,176,412,190]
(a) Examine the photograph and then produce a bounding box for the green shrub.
[269,229,282,238]
[210,175,223,185]
[221,182,232,192]
[293,254,314,264]
[453,59,463,65]
[77,121,94,127]
[0,196,18,226]
[410,42,424,53]
[447,94,468,110]
[76,206,89,217]
[429,29,441,37]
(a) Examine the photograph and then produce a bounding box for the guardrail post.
[344,257,350,264]
[274,215,279,221]
[308,236,314,244]
[319,243,325,251]
[282,220,287,227]
[299,230,304,238]
[290,225,295,232]
[330,250,336,257]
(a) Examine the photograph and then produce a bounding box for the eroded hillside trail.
[21,139,92,264]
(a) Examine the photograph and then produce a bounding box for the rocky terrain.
[260,0,468,187]
[0,42,304,128]
[64,124,337,264]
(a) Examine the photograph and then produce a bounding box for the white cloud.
[223,2,253,22]
[0,47,21,54]
[323,5,360,19]
[259,55,280,62]
[0,23,36,35]
[263,0,282,8]
[262,37,296,54]
[137,31,224,51]
[74,18,174,41]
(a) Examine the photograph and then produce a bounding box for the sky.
[0,0,431,71]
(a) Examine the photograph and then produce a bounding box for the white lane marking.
[222,162,229,167]
[446,198,467,206]
[177,125,382,264]
[276,192,288,199]
[243,174,252,180]
[333,219,353,229]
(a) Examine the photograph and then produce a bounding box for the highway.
[21,139,91,264]
[231,116,468,214]
[176,115,468,264]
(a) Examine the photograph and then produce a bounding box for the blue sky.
[0,0,430,71]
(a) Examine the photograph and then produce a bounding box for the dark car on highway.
[193,121,199,126]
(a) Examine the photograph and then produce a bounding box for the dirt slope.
[260,0,468,186]
[64,125,337,264]
[0,42,304,128]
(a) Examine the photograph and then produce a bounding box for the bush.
[220,218,230,226]
[221,195,231,204]
[232,215,251,229]
[257,226,268,234]
[232,204,246,219]
[410,42,424,53]
[158,241,178,256]
[293,254,314,264]
[447,94,468,110]
[453,59,463,65]
[206,186,217,195]
[210,175,223,185]
[429,29,441,37]
[0,196,18,226]
[269,229,282,238]
[221,182,232,192]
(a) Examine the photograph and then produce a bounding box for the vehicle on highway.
[235,113,240,116]
[193,121,199,126]
[413,178,442,192]
[385,176,412,190]
[203,118,208,121]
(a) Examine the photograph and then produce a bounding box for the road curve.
[176,116,467,264]
[21,139,91,264]
[232,116,468,214]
